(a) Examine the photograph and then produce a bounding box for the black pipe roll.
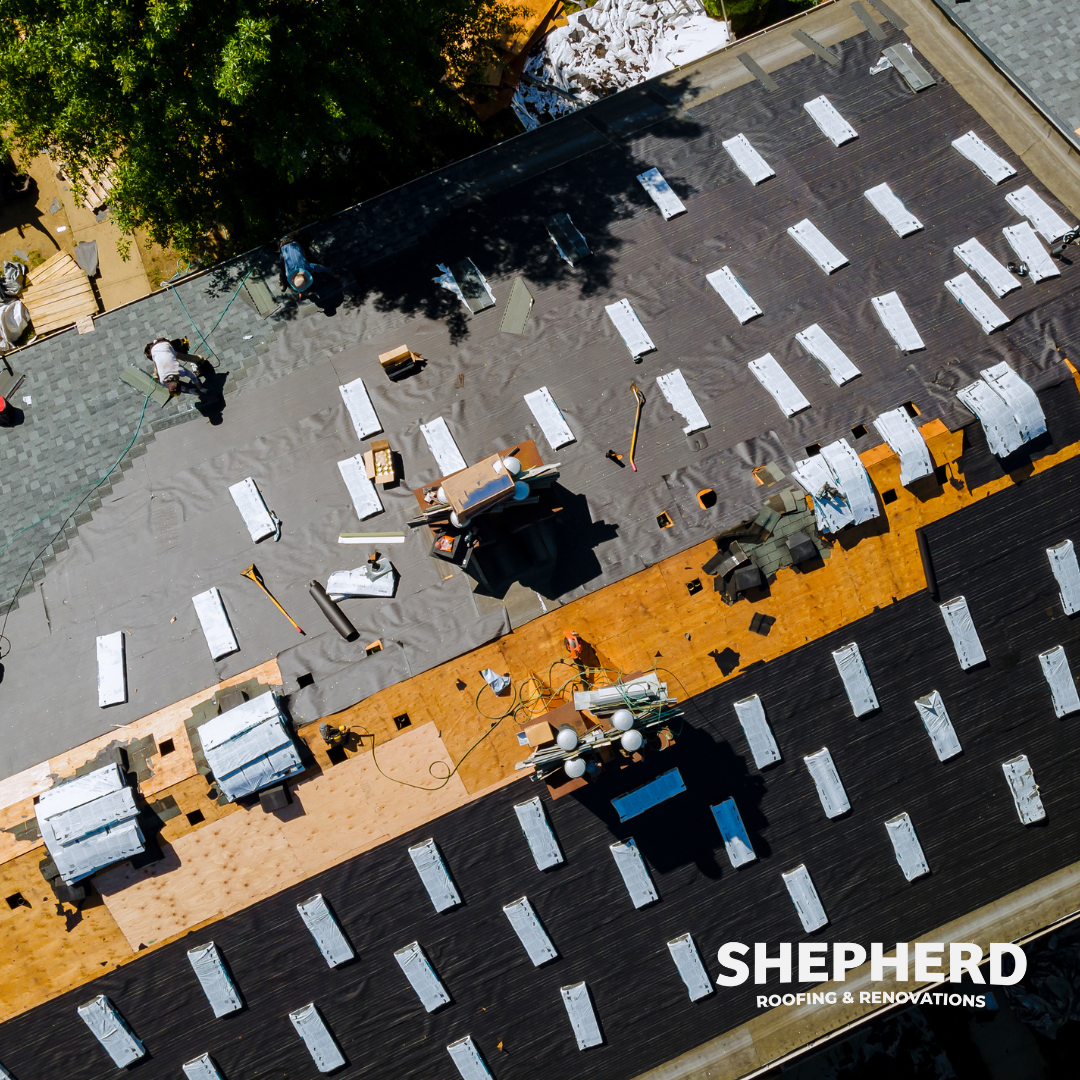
[308,580,358,640]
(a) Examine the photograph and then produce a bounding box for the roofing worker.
[279,233,339,296]
[144,337,208,398]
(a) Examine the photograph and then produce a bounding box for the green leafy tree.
[0,0,517,258]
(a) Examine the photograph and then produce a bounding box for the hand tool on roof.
[242,563,304,634]
[629,382,646,472]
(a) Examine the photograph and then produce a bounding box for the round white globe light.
[436,486,447,504]
[611,708,634,731]
[564,756,586,778]
[512,480,530,501]
[450,511,468,529]
[556,726,579,751]
[620,728,644,752]
[502,456,522,476]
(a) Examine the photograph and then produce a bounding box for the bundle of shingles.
[20,251,98,336]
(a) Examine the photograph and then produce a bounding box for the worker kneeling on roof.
[144,338,209,398]
[279,234,339,296]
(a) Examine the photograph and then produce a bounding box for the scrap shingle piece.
[605,298,656,360]
[637,168,687,220]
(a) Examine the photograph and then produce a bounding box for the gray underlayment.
[1,19,1079,779]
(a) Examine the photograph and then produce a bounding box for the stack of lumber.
[21,252,99,336]
[79,164,116,212]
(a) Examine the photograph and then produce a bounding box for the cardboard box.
[525,721,555,747]
[363,439,397,485]
[441,452,515,518]
[378,344,419,379]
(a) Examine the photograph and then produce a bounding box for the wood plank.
[23,280,93,308]
[26,252,76,285]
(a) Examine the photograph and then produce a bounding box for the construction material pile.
[512,0,730,129]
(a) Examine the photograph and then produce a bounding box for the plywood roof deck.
[2,369,1079,1021]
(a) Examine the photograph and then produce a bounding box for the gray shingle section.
[943,0,1080,132]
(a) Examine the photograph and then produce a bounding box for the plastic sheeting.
[795,323,860,385]
[733,694,781,768]
[408,839,462,913]
[939,596,987,670]
[1002,755,1046,825]
[95,631,126,708]
[884,813,929,881]
[187,943,242,1018]
[198,692,303,801]
[803,747,850,818]
[872,407,933,485]
[748,353,810,418]
[666,934,713,1002]
[610,838,659,908]
[297,894,355,968]
[514,797,565,870]
[77,996,145,1069]
[502,896,558,966]
[915,690,962,761]
[1006,185,1072,242]
[832,642,879,716]
[944,273,1010,335]
[951,130,1016,185]
[656,369,709,434]
[560,983,602,1050]
[782,864,828,933]
[288,1004,344,1074]
[1038,645,1080,718]
[1047,540,1080,616]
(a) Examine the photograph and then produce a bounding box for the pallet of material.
[79,165,116,211]
[21,252,98,336]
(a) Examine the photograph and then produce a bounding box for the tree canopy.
[0,0,516,258]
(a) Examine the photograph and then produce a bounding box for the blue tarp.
[611,768,686,822]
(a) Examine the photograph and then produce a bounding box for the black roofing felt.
[8,407,1080,1080]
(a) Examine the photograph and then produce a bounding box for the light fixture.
[564,756,586,778]
[556,726,579,751]
[621,729,644,752]
[502,456,522,476]
[611,708,634,731]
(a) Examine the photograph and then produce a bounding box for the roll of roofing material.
[308,580,358,641]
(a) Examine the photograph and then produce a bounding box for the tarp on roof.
[872,408,933,485]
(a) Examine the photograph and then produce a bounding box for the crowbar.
[629,382,646,472]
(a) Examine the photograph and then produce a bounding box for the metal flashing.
[883,44,934,91]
